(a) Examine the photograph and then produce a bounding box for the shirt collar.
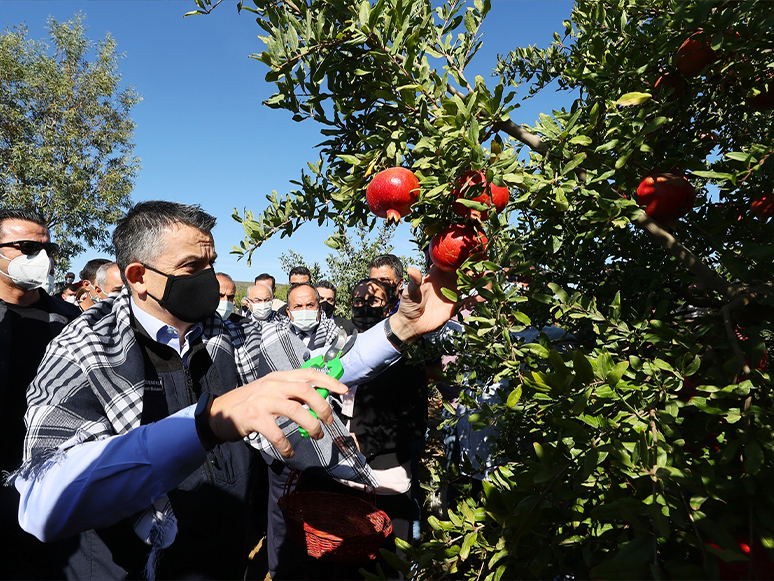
[130,296,203,350]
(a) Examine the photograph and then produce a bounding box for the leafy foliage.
[198,0,774,577]
[0,14,141,268]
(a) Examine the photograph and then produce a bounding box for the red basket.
[278,471,393,562]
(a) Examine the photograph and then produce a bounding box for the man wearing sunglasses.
[0,208,81,580]
[10,200,461,580]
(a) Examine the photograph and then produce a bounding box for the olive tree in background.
[199,0,774,578]
[0,14,140,268]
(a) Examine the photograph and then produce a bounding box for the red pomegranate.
[636,173,697,223]
[452,170,510,220]
[675,33,718,77]
[429,224,488,272]
[654,72,686,100]
[366,167,420,223]
[751,193,774,218]
[748,79,774,112]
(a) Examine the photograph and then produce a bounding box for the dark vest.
[348,359,428,465]
[65,318,254,580]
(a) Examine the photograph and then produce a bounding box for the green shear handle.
[298,353,344,438]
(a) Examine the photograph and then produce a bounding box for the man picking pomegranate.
[9,201,460,581]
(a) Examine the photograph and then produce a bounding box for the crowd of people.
[0,203,469,581]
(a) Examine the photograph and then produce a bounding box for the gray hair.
[113,201,216,284]
[95,261,118,289]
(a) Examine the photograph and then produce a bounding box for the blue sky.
[3,0,574,283]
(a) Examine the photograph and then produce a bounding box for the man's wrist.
[384,316,414,351]
[194,392,224,450]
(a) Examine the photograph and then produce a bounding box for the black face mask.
[320,301,335,318]
[352,304,386,331]
[143,264,220,323]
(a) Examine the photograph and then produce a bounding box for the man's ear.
[124,263,147,296]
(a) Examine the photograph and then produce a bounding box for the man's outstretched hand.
[208,369,348,458]
[389,266,466,344]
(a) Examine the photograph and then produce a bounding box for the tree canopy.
[197,0,774,577]
[0,14,140,267]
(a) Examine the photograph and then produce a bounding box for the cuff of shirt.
[339,320,401,385]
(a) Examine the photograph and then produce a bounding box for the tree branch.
[632,212,740,300]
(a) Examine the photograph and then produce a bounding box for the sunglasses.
[0,240,59,256]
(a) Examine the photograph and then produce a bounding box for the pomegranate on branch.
[366,167,420,224]
[451,170,510,221]
[429,224,488,272]
[636,173,697,223]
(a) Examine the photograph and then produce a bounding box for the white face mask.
[289,308,319,332]
[108,291,121,299]
[64,295,78,304]
[251,302,272,321]
[0,249,52,291]
[216,300,234,320]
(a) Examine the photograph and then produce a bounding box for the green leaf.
[569,135,592,145]
[744,440,764,474]
[607,361,629,388]
[441,287,459,302]
[615,92,652,106]
[562,152,586,175]
[572,350,595,385]
[506,385,522,408]
[459,531,478,560]
[547,282,569,303]
[523,343,550,358]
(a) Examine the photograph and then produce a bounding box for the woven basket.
[278,471,393,562]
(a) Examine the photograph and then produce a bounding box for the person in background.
[64,272,76,285]
[245,283,276,322]
[369,254,405,309]
[0,208,81,579]
[255,272,286,312]
[94,262,124,300]
[288,265,311,286]
[75,285,95,311]
[215,272,243,323]
[276,266,312,318]
[286,278,429,580]
[316,279,356,335]
[285,282,325,348]
[60,283,80,304]
[315,279,336,317]
[78,257,111,303]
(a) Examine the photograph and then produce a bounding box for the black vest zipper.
[185,364,215,485]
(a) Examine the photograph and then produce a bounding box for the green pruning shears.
[298,328,354,438]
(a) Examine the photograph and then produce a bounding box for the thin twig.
[721,295,754,377]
